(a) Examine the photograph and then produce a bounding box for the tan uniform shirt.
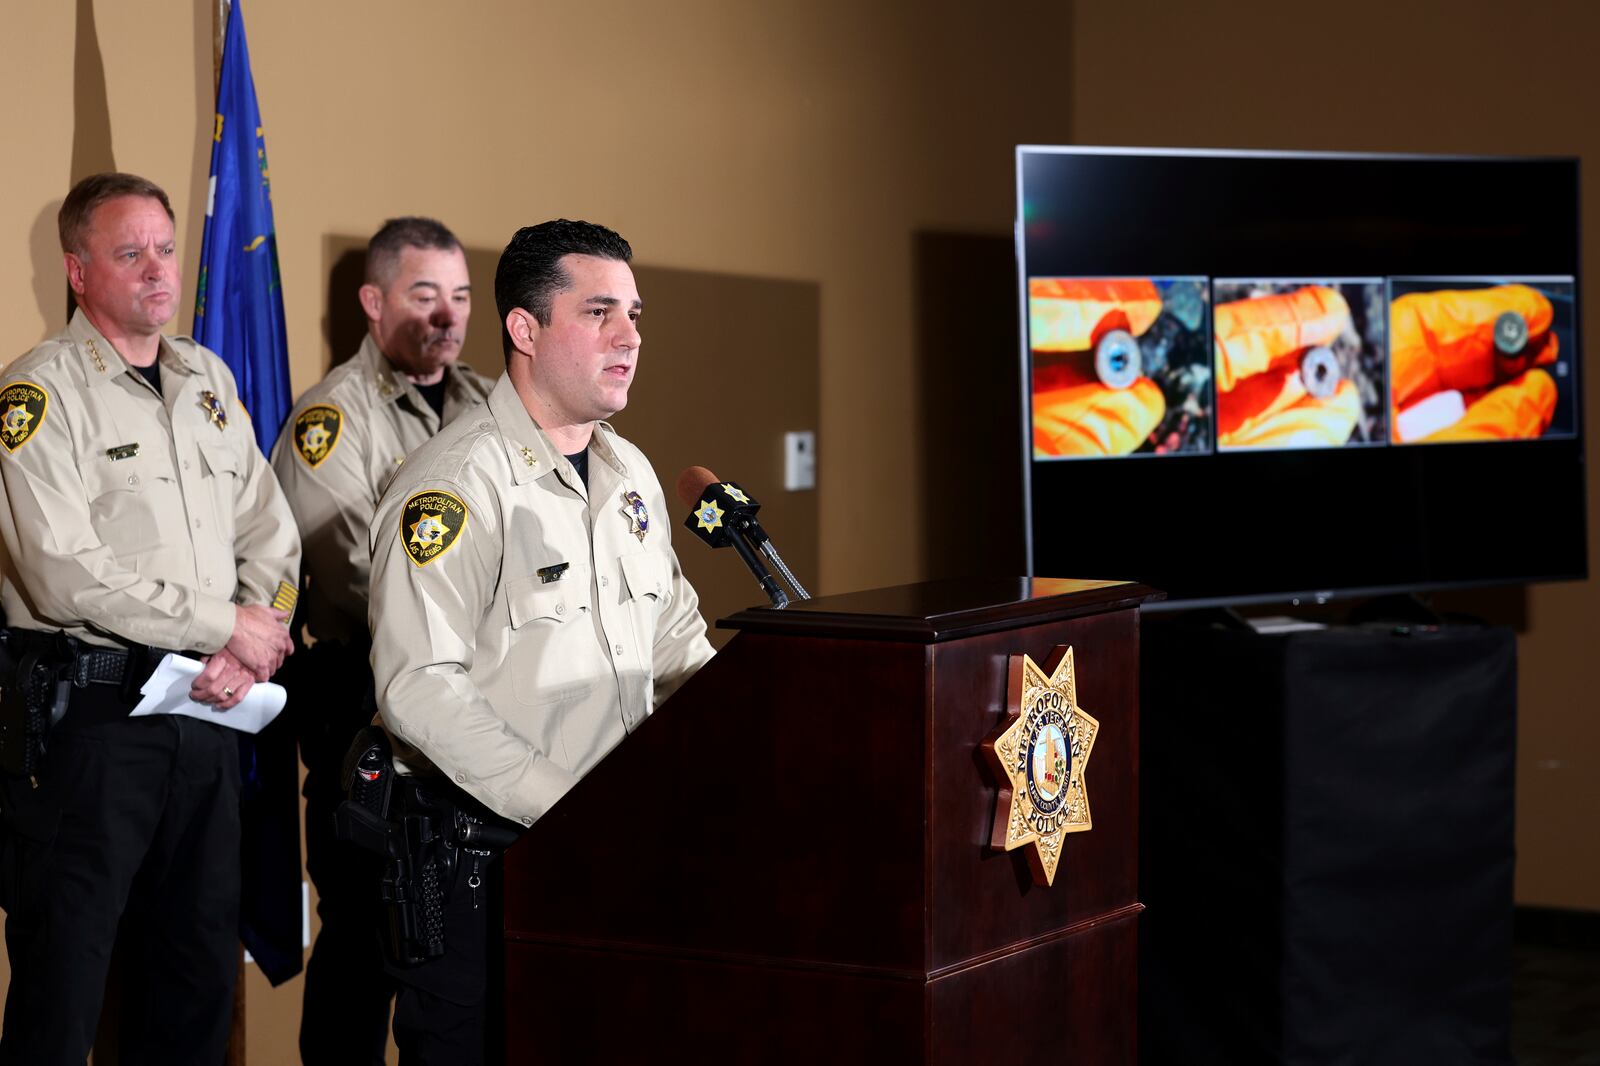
[0,311,301,652]
[270,335,492,644]
[368,374,714,826]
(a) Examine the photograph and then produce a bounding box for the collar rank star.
[981,645,1099,886]
[199,390,228,430]
[620,490,650,544]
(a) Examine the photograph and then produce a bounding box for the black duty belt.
[3,629,185,701]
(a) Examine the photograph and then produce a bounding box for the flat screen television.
[1016,147,1586,607]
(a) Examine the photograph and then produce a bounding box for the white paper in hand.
[128,653,286,735]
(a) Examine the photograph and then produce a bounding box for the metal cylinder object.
[1094,329,1142,390]
[1300,346,1341,399]
[1493,310,1528,356]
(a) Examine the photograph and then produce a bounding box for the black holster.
[333,727,518,967]
[0,632,73,780]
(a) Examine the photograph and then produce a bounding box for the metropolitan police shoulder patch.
[0,381,49,453]
[294,403,343,468]
[400,489,468,567]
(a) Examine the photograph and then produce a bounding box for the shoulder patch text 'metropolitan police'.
[401,489,468,566]
[0,382,49,453]
[293,403,344,468]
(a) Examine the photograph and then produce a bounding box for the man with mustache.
[364,220,713,1063]
[0,172,301,1064]
[269,217,491,1066]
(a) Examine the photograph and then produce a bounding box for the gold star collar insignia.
[982,646,1099,886]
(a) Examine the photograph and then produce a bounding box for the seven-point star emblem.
[982,646,1099,886]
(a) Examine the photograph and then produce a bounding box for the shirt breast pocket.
[198,444,241,544]
[506,571,592,705]
[82,453,163,557]
[618,550,672,649]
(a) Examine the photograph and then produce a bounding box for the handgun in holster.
[0,631,73,782]
[334,725,450,965]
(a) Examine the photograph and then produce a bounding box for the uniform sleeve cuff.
[504,760,582,827]
[183,595,236,655]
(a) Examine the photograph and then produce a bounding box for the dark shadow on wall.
[912,231,1028,580]
[29,202,65,343]
[617,265,821,638]
[322,236,823,641]
[187,0,218,335]
[71,0,115,182]
[322,240,369,371]
[64,0,117,327]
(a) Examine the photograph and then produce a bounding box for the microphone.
[676,467,810,608]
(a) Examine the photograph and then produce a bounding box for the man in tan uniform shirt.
[367,220,713,1064]
[269,217,491,1066]
[0,173,300,1065]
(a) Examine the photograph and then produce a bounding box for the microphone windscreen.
[676,466,721,511]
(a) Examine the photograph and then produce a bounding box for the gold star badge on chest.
[620,490,649,543]
[199,389,228,430]
[981,646,1099,886]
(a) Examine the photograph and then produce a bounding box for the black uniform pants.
[0,712,241,1066]
[296,640,393,1066]
[385,778,513,1066]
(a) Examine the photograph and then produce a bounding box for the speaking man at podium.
[367,219,713,1064]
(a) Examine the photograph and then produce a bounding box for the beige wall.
[1070,0,1600,911]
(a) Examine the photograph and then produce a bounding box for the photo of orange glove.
[1389,281,1570,443]
[1213,281,1385,450]
[1030,277,1211,458]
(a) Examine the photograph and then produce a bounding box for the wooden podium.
[501,578,1155,1064]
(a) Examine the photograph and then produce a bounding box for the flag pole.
[214,0,230,97]
[215,6,245,1059]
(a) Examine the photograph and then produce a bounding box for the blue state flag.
[193,0,304,990]
[193,0,291,454]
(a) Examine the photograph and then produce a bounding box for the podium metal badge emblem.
[982,646,1098,886]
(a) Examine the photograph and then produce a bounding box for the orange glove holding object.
[1390,285,1557,442]
[1033,361,1167,456]
[1030,279,1167,457]
[1214,286,1350,392]
[1030,279,1164,351]
[1216,368,1362,449]
[1214,286,1360,448]
[1416,369,1556,442]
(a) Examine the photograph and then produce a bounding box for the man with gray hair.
[270,216,491,1065]
[0,171,300,1064]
